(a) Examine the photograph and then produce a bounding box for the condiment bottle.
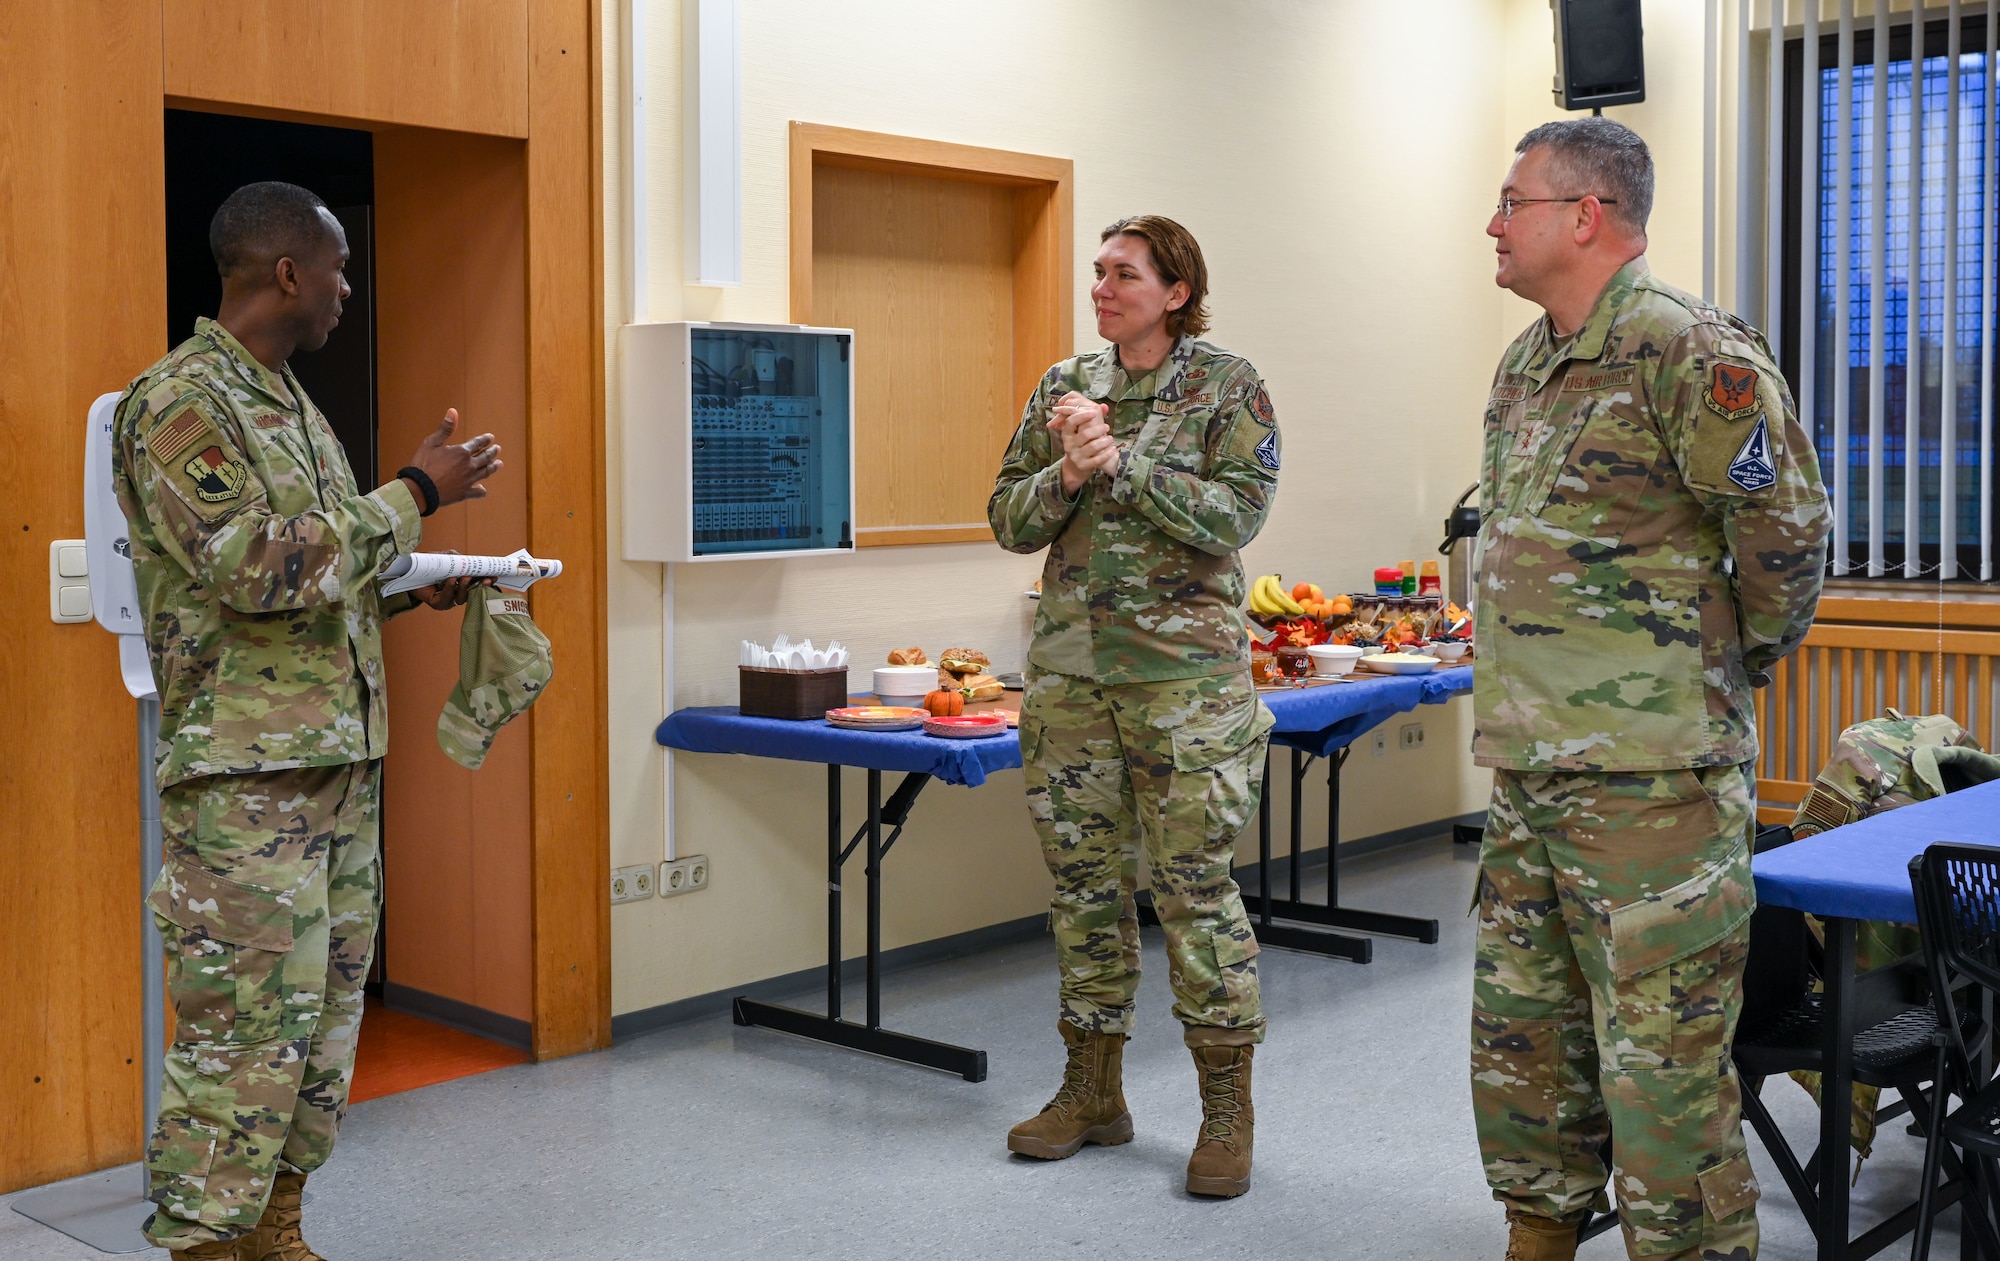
[1400,560,1417,595]
[1419,560,1442,595]
[1374,566,1403,596]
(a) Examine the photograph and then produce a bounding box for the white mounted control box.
[621,321,856,563]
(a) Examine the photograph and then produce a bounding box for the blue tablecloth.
[654,667,1473,788]
[1753,778,2000,924]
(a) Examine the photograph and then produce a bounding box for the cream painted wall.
[599,1,1712,1018]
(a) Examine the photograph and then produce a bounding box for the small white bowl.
[1427,640,1470,662]
[1305,644,1365,677]
[1359,652,1441,675]
[873,665,937,703]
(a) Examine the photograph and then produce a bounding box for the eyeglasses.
[1494,195,1618,219]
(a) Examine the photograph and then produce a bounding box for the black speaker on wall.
[1552,0,1646,111]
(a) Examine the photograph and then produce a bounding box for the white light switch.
[49,539,92,624]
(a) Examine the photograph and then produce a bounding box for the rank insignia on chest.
[1705,362,1761,421]
[1727,416,1778,492]
[183,446,248,503]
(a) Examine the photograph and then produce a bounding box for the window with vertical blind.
[1784,7,1999,580]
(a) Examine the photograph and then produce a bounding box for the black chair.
[1908,844,2000,1260]
[1731,825,1980,1258]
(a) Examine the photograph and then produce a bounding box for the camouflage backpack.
[1782,709,2000,1158]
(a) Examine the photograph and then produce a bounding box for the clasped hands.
[1047,392,1120,497]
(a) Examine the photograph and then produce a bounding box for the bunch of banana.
[1248,574,1303,618]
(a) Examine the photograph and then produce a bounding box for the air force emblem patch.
[1726,416,1778,492]
[1255,427,1281,472]
[1706,362,1762,421]
[183,446,247,504]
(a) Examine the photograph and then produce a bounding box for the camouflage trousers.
[143,760,382,1248]
[1471,764,1760,1260]
[1019,667,1273,1047]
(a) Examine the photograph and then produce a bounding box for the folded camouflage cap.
[438,588,553,770]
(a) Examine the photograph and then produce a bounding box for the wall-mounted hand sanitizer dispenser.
[621,321,856,563]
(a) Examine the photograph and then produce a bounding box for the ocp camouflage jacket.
[113,318,423,790]
[1474,260,1830,771]
[989,337,1280,684]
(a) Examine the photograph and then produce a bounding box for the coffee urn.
[1438,483,1480,611]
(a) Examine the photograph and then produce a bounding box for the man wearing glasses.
[1468,118,1828,1261]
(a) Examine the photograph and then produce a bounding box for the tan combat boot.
[248,1170,329,1261]
[1502,1209,1580,1261]
[1006,1023,1134,1159]
[169,1237,252,1261]
[1185,1044,1254,1197]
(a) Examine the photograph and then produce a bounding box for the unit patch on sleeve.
[1255,427,1281,472]
[1250,385,1276,426]
[1705,362,1762,421]
[182,446,248,504]
[1726,416,1778,492]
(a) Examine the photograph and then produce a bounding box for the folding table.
[1753,778,2000,1259]
[655,665,1472,1079]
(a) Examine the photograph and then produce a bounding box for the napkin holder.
[740,665,850,721]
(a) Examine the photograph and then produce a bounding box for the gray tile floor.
[2,836,1968,1259]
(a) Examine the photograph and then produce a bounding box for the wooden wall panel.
[375,130,533,1023]
[525,0,611,1060]
[163,0,529,138]
[813,166,1017,545]
[789,124,1072,548]
[0,0,167,1193]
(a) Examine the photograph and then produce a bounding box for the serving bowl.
[1305,644,1365,676]
[1359,652,1441,675]
[1427,640,1470,662]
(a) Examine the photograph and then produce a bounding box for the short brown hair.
[1100,215,1210,339]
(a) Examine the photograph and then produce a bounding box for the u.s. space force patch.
[1255,428,1281,472]
[1726,416,1778,492]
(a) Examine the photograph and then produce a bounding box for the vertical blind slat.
[1984,0,1997,579]
[1770,0,1790,352]
[1870,1,1890,575]
[1835,0,1855,575]
[1905,0,1926,577]
[1741,0,1758,319]
[1801,0,1820,534]
[1944,2,1962,573]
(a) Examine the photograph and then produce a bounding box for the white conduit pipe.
[1707,0,1722,304]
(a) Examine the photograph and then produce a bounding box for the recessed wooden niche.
[790,123,1072,547]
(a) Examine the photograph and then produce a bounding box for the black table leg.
[1239,747,1441,952]
[827,764,841,1022]
[1818,917,1855,1261]
[732,765,988,1082]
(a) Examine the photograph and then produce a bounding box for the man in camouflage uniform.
[1470,120,1829,1261]
[989,215,1279,1198]
[113,182,503,1260]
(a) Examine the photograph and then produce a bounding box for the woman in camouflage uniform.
[988,215,1281,1198]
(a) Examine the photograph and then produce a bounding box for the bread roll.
[886,647,928,666]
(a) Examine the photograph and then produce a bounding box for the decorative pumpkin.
[924,689,965,717]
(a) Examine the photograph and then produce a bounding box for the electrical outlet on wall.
[1370,729,1388,757]
[610,864,655,904]
[1399,722,1425,750]
[661,854,710,898]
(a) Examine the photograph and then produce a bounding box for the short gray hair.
[1515,118,1653,234]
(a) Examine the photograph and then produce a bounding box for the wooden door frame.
[788,122,1073,546]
